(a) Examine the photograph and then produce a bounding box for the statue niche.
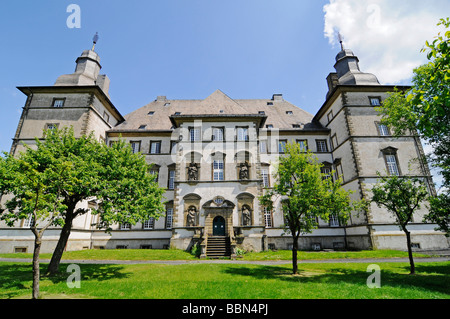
[239,162,250,180]
[187,162,199,181]
[186,205,198,227]
[241,204,252,226]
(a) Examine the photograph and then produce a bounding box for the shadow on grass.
[0,262,131,299]
[222,263,450,296]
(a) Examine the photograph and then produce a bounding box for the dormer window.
[286,111,293,115]
[148,111,155,116]
[139,125,147,130]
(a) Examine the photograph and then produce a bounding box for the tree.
[1,127,166,277]
[46,128,166,275]
[259,143,366,274]
[371,174,429,275]
[377,17,450,233]
[0,137,73,298]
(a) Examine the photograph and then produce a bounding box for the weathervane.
[92,32,99,51]
[338,32,344,50]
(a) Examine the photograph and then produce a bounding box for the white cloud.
[323,0,450,84]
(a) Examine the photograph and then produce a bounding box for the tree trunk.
[405,230,415,275]
[47,211,74,275]
[32,236,41,299]
[291,236,299,274]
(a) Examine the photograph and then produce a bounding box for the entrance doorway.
[212,216,226,236]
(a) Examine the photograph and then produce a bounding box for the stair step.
[206,236,231,257]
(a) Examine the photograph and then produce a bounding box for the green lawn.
[0,248,433,261]
[0,261,448,299]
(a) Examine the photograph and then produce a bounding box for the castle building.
[1,41,448,256]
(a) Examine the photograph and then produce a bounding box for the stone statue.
[187,163,199,181]
[187,206,197,227]
[242,205,251,226]
[239,162,249,180]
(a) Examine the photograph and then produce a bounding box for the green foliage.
[371,174,429,232]
[427,193,450,237]
[190,243,201,258]
[0,127,165,230]
[376,17,450,235]
[260,142,366,237]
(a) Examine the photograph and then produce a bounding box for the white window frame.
[385,154,400,176]
[212,127,224,141]
[261,168,270,187]
[150,141,161,154]
[120,223,131,230]
[264,207,273,228]
[278,140,287,153]
[316,140,328,153]
[130,141,141,154]
[213,159,224,181]
[166,208,173,229]
[23,215,35,228]
[168,169,175,189]
[237,127,249,141]
[378,123,390,136]
[329,214,339,227]
[143,218,155,230]
[190,128,201,142]
[53,99,65,107]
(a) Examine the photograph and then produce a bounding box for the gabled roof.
[110,89,318,132]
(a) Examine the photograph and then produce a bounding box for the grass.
[0,248,433,261]
[240,249,433,260]
[0,261,448,299]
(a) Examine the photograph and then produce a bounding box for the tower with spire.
[10,34,124,155]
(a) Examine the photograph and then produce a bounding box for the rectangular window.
[260,140,267,154]
[168,169,175,189]
[143,218,155,230]
[316,140,328,153]
[130,141,141,154]
[329,214,339,227]
[261,168,270,187]
[385,154,400,176]
[237,127,249,141]
[278,140,287,153]
[150,141,161,154]
[166,208,173,229]
[212,127,224,141]
[296,139,308,152]
[52,98,65,107]
[264,207,273,228]
[331,134,338,150]
[103,111,110,123]
[46,123,58,130]
[170,141,178,154]
[321,167,332,180]
[189,128,201,142]
[149,168,159,183]
[120,223,131,230]
[370,97,381,106]
[377,123,390,136]
[213,159,224,181]
[327,110,334,123]
[23,215,35,228]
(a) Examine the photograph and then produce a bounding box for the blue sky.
[0,0,449,188]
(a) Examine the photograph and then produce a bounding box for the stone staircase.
[206,236,231,258]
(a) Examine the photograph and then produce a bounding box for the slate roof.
[110,89,324,132]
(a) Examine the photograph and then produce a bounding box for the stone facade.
[1,44,448,255]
